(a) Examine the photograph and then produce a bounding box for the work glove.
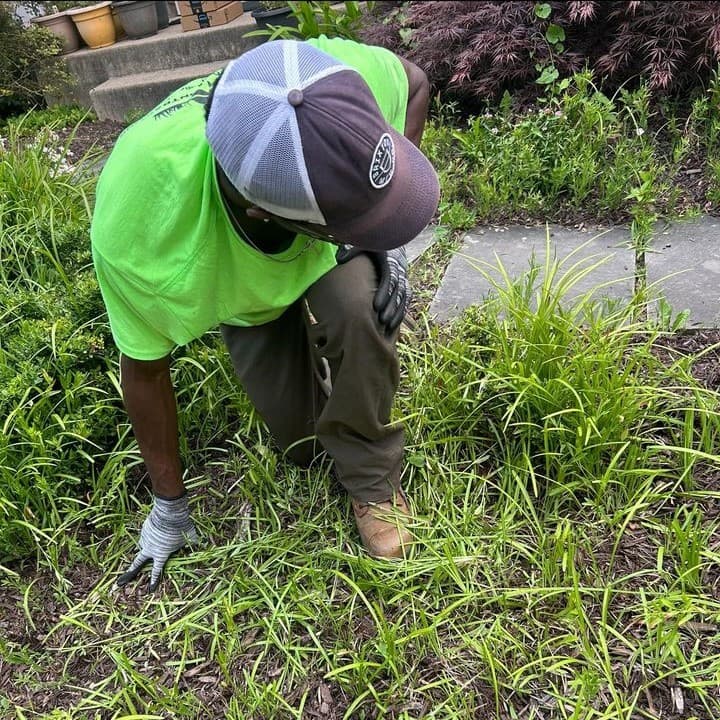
[336,245,410,334]
[117,493,198,592]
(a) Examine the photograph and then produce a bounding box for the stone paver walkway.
[407,216,720,328]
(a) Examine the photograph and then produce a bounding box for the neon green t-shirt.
[91,36,409,361]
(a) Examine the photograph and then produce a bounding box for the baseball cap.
[205,40,440,251]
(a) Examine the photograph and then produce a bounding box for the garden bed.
[3,88,720,718]
[56,117,125,157]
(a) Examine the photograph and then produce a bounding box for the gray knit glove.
[117,493,198,592]
[336,245,410,334]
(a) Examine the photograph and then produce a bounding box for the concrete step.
[57,13,261,108]
[90,60,231,121]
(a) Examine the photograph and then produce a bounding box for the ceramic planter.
[156,0,169,29]
[68,2,116,49]
[31,10,81,54]
[113,0,159,39]
[110,6,127,38]
[251,6,296,30]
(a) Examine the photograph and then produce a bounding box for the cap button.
[287,89,304,107]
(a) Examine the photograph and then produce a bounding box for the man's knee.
[310,255,380,338]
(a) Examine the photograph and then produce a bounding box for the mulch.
[651,328,720,390]
[57,118,126,159]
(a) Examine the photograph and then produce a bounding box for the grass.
[2,95,720,718]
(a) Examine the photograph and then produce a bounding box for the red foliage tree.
[361,1,720,109]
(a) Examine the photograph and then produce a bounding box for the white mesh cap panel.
[221,41,299,88]
[208,92,280,188]
[247,115,318,219]
[206,41,348,225]
[293,41,347,87]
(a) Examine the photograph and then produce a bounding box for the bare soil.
[57,119,126,159]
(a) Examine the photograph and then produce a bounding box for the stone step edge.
[89,60,231,95]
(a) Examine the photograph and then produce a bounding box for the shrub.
[421,71,687,228]
[361,1,720,111]
[0,116,120,561]
[0,3,70,118]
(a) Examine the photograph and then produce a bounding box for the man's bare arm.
[116,353,198,591]
[120,353,184,499]
[398,55,431,148]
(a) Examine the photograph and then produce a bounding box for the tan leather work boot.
[352,490,413,559]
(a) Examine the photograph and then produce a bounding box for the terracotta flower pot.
[31,10,82,54]
[68,2,116,49]
[113,1,159,40]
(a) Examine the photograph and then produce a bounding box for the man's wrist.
[149,493,193,530]
[149,463,185,499]
[153,489,187,501]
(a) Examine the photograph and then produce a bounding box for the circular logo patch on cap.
[369,133,395,189]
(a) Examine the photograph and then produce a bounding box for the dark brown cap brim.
[323,126,440,251]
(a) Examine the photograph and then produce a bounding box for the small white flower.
[636,127,645,136]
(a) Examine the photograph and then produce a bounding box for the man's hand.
[117,493,198,592]
[336,245,411,334]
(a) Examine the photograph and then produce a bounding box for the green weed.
[0,105,96,136]
[423,70,720,232]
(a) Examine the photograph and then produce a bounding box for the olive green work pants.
[220,254,403,503]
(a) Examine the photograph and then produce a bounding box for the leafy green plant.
[0,104,95,135]
[533,2,565,85]
[421,70,694,231]
[245,1,373,42]
[402,235,720,519]
[0,114,119,560]
[0,115,99,246]
[665,506,708,591]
